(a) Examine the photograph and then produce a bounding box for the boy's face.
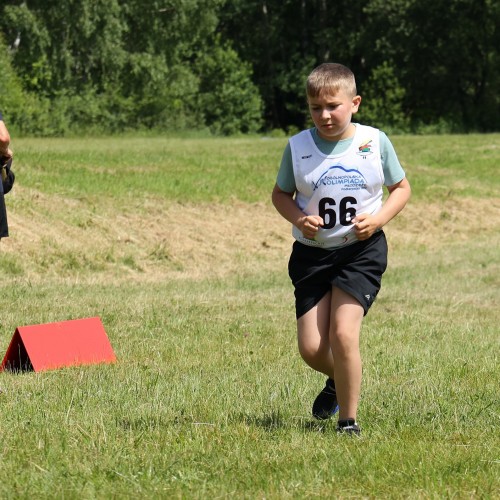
[308,90,361,141]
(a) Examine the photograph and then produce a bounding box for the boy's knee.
[298,339,318,363]
[298,339,329,367]
[298,340,313,361]
[330,329,359,357]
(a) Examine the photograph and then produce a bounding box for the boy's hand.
[297,215,324,239]
[353,213,380,240]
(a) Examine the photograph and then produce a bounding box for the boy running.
[272,63,411,435]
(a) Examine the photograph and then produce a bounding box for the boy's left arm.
[354,177,411,240]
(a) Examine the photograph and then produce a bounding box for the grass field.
[0,133,498,498]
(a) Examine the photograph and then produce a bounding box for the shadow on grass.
[237,411,335,433]
[116,411,337,434]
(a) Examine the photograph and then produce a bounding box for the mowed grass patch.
[15,135,284,203]
[0,134,498,498]
[392,133,500,199]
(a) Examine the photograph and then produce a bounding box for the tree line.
[1,0,499,136]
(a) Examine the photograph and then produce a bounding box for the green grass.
[392,134,500,199]
[16,136,284,203]
[16,133,500,204]
[0,134,499,498]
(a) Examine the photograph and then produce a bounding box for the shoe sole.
[313,404,339,420]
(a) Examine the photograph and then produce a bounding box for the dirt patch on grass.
[2,188,498,283]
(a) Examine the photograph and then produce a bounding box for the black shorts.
[288,231,388,319]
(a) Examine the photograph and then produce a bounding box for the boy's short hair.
[306,63,357,98]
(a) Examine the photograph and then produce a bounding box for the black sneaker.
[312,377,339,420]
[336,419,361,436]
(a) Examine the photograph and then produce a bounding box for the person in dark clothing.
[0,111,13,238]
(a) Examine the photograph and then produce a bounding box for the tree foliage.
[0,0,499,135]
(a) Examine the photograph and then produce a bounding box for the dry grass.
[3,186,291,282]
[3,183,499,284]
[385,195,500,249]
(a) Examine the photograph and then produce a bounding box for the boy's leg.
[329,286,364,421]
[297,291,339,419]
[296,291,334,377]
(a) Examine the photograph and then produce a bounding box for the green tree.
[0,34,24,116]
[218,0,368,131]
[116,0,224,130]
[362,0,500,131]
[1,0,126,94]
[1,0,129,134]
[196,42,263,134]
[1,0,263,134]
[0,33,47,136]
[356,62,409,132]
[2,0,499,134]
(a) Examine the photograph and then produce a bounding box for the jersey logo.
[356,139,374,159]
[301,154,313,159]
[312,165,367,192]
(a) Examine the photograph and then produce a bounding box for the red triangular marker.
[0,317,116,372]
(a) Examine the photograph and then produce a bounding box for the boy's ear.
[352,95,362,113]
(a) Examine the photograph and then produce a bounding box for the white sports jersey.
[289,124,384,248]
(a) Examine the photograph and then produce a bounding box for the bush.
[196,43,263,135]
[0,34,27,131]
[356,62,409,133]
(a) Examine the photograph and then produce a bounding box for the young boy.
[272,63,411,435]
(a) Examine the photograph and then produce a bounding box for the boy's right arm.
[271,184,324,240]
